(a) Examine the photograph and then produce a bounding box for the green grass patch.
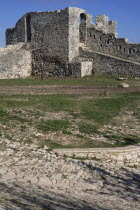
[0,91,139,148]
[0,94,78,111]
[79,135,140,148]
[79,122,100,135]
[62,130,72,135]
[37,120,70,132]
[8,115,31,123]
[81,92,140,124]
[0,108,30,124]
[41,139,68,150]
[115,136,140,147]
[38,95,77,112]
[0,75,138,87]
[0,108,8,117]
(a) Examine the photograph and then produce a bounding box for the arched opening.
[26,14,31,42]
[79,13,87,43]
[80,13,86,24]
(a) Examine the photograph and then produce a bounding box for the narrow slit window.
[132,49,135,53]
[118,45,122,50]
[106,40,109,45]
[26,14,31,42]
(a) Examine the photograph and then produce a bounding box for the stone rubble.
[0,138,140,209]
[118,83,130,88]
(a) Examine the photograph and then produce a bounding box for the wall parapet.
[54,144,140,167]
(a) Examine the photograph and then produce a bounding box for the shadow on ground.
[0,182,104,210]
[0,163,140,209]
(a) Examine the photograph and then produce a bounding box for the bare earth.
[0,85,140,95]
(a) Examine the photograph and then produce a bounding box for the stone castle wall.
[0,43,31,79]
[6,16,26,45]
[80,47,140,77]
[93,14,117,37]
[32,49,69,77]
[32,49,93,77]
[31,9,69,64]
[68,7,92,62]
[30,9,71,77]
[3,7,140,78]
[7,9,70,63]
[86,28,140,63]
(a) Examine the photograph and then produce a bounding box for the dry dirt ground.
[0,85,140,95]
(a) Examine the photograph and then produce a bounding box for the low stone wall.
[80,47,140,77]
[54,145,140,167]
[0,43,31,79]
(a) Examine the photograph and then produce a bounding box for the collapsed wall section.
[0,43,31,79]
[6,16,26,45]
[93,14,117,37]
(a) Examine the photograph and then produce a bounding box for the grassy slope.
[0,91,139,149]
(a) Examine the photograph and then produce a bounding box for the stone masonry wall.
[6,8,70,64]
[80,48,140,77]
[68,7,92,62]
[6,16,26,45]
[31,9,69,64]
[86,28,140,63]
[4,7,140,78]
[93,14,117,37]
[32,50,92,77]
[54,145,140,167]
[32,49,70,77]
[0,43,31,79]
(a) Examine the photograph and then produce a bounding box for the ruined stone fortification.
[0,7,140,78]
[0,43,31,79]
